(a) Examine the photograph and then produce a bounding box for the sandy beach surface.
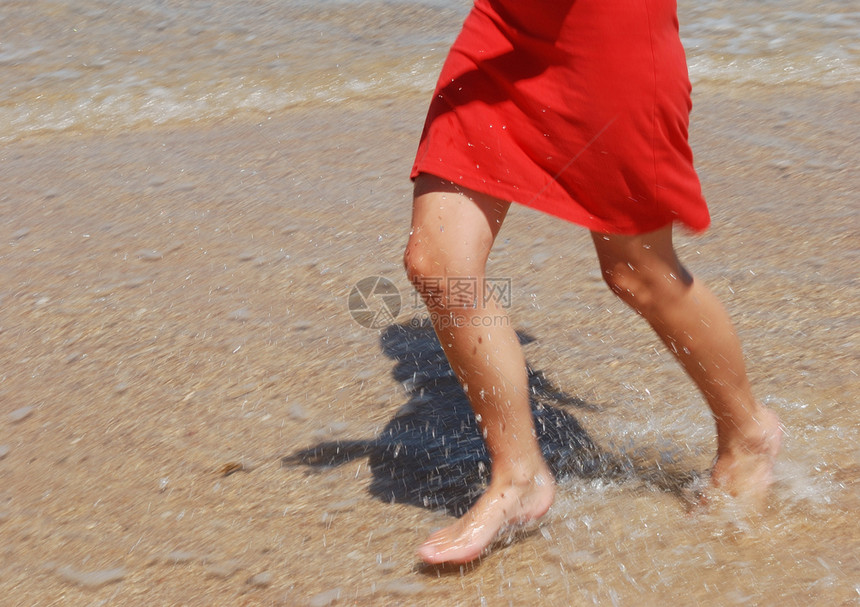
[1,82,857,606]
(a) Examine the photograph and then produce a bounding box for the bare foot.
[708,406,782,505]
[417,468,555,565]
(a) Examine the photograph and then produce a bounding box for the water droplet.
[55,566,125,589]
[8,406,34,423]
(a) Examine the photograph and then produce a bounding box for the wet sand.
[0,85,857,605]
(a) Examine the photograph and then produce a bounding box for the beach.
[1,1,858,605]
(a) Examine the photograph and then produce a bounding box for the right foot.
[417,468,555,565]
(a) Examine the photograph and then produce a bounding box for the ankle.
[717,406,781,455]
[489,457,553,490]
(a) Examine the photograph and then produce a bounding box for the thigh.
[409,174,511,275]
[590,226,690,284]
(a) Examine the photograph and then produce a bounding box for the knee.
[403,234,449,312]
[599,261,655,312]
[403,233,435,288]
[403,232,487,310]
[599,260,690,315]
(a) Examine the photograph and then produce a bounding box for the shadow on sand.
[283,321,655,517]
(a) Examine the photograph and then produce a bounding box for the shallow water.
[0,94,856,603]
[0,1,858,605]
[1,0,857,141]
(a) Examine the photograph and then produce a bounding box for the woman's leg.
[591,226,781,500]
[405,174,555,565]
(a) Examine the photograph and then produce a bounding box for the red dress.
[411,0,710,234]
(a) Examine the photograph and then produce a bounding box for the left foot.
[708,406,783,505]
[417,467,555,565]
